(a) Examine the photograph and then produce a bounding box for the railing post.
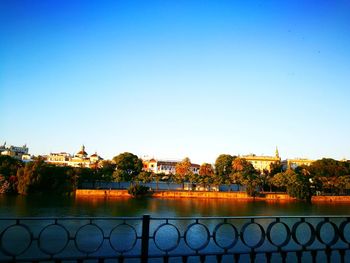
[141,214,150,263]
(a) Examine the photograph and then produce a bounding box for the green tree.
[136,171,153,183]
[270,169,313,202]
[309,158,349,177]
[270,171,291,191]
[112,152,143,182]
[151,172,163,190]
[75,167,97,188]
[99,160,116,182]
[17,158,75,195]
[215,154,235,185]
[232,158,260,196]
[269,161,283,176]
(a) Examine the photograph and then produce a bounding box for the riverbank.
[76,189,295,200]
[76,189,350,202]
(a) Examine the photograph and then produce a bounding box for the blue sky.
[1,0,350,164]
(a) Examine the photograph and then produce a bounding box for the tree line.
[1,153,350,201]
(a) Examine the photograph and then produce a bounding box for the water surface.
[1,195,349,217]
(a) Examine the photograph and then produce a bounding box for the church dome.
[76,145,88,156]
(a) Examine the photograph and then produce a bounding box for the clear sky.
[1,0,350,164]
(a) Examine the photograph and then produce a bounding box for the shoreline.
[75,189,350,202]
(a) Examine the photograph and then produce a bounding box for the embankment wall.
[76,189,295,200]
[76,189,350,202]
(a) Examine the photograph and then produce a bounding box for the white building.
[0,142,30,161]
[143,158,200,175]
[282,158,314,170]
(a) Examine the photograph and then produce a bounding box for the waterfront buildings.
[142,158,200,175]
[242,148,281,173]
[0,141,330,173]
[46,145,103,168]
[0,142,31,161]
[282,158,314,170]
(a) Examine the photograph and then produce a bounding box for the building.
[242,148,281,173]
[46,152,72,166]
[0,142,30,161]
[142,158,200,175]
[46,145,103,168]
[282,158,314,170]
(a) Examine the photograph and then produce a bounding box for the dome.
[76,145,88,156]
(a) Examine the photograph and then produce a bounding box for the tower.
[275,146,279,158]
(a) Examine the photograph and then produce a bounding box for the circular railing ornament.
[0,224,33,256]
[240,222,266,249]
[109,223,138,253]
[38,223,70,255]
[153,223,181,252]
[292,220,316,247]
[339,219,350,244]
[74,223,104,254]
[266,221,291,247]
[316,220,339,246]
[213,222,239,250]
[184,222,210,251]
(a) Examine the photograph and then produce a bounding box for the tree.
[309,158,349,178]
[198,163,216,190]
[75,167,97,188]
[136,171,153,183]
[99,160,116,182]
[270,169,313,202]
[151,172,162,190]
[317,175,350,195]
[270,171,291,192]
[175,157,192,189]
[287,172,313,202]
[229,172,243,191]
[263,161,284,191]
[269,161,283,176]
[215,154,235,184]
[232,158,260,196]
[0,155,23,194]
[112,152,143,182]
[17,158,75,195]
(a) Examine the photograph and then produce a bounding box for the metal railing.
[0,215,350,262]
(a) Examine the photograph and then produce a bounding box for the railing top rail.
[0,216,144,220]
[150,215,350,220]
[0,215,349,220]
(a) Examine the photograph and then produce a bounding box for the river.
[1,195,349,217]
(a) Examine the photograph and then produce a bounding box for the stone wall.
[76,190,350,202]
[76,189,130,197]
[312,196,350,202]
[75,189,295,200]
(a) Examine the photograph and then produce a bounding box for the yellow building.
[242,148,281,173]
[46,152,71,166]
[46,145,103,168]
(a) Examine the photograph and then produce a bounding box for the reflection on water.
[0,195,350,217]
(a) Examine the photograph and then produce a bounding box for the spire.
[275,146,279,158]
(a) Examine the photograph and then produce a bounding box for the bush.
[127,184,150,197]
